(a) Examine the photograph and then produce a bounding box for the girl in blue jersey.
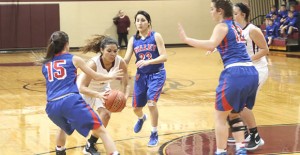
[124,10,167,147]
[178,0,258,155]
[41,31,122,155]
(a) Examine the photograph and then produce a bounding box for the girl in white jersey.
[232,2,269,151]
[77,35,129,154]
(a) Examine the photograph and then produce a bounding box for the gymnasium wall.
[0,0,213,49]
[0,0,273,49]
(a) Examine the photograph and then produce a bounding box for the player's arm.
[249,27,269,61]
[77,60,107,99]
[119,59,130,99]
[178,23,227,51]
[73,55,123,81]
[124,37,134,64]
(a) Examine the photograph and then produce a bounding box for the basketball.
[104,90,126,112]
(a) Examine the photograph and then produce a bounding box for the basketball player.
[76,35,129,144]
[124,10,167,147]
[230,2,269,150]
[41,31,122,155]
[178,0,259,154]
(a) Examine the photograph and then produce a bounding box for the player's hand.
[178,23,188,42]
[136,60,150,68]
[108,68,123,79]
[96,91,109,102]
[206,48,217,55]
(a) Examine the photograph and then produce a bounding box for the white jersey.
[243,23,268,69]
[78,55,122,109]
[86,55,122,92]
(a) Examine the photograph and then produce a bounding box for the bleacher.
[260,4,300,51]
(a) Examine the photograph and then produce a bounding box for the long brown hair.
[41,31,69,64]
[81,35,119,55]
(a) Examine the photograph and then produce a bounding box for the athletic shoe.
[227,134,251,143]
[245,133,265,151]
[56,148,66,155]
[134,114,147,133]
[147,131,159,147]
[215,152,227,155]
[82,141,100,155]
[235,148,247,155]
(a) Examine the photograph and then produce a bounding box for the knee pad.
[228,118,247,132]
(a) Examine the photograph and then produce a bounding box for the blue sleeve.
[288,18,297,26]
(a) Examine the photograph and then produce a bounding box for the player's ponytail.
[81,35,119,56]
[41,31,69,64]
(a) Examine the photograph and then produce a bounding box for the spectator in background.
[272,13,281,28]
[290,5,299,17]
[265,18,278,45]
[280,10,298,36]
[279,4,288,24]
[113,10,131,48]
[267,5,278,17]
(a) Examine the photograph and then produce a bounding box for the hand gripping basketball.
[104,90,126,112]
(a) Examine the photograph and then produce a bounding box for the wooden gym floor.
[0,47,299,155]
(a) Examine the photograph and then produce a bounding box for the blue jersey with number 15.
[42,53,79,101]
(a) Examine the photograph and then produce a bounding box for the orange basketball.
[104,90,126,112]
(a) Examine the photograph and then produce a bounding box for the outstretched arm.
[73,56,123,81]
[178,23,228,51]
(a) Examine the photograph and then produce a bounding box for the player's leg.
[146,70,166,147]
[132,73,148,133]
[243,67,267,150]
[97,107,111,127]
[214,110,231,155]
[55,129,67,155]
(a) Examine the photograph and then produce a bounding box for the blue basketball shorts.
[215,66,259,112]
[46,93,102,137]
[132,69,166,107]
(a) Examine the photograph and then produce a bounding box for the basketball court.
[0,47,300,155]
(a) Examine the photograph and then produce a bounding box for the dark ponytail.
[134,10,152,40]
[81,35,119,55]
[235,3,250,21]
[41,31,69,64]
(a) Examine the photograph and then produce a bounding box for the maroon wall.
[0,4,59,49]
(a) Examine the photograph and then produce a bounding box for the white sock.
[138,114,144,119]
[56,146,65,151]
[216,148,226,153]
[111,151,119,155]
[152,127,157,132]
[235,142,245,150]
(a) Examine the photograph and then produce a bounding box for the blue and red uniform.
[132,31,166,107]
[215,19,259,112]
[42,53,102,137]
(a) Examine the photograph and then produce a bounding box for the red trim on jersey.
[133,91,137,107]
[221,79,232,111]
[220,36,228,54]
[153,82,164,102]
[84,103,101,129]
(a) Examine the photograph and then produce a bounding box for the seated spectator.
[279,4,289,24]
[290,5,299,17]
[265,18,278,45]
[272,14,281,28]
[267,5,278,16]
[280,11,298,36]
